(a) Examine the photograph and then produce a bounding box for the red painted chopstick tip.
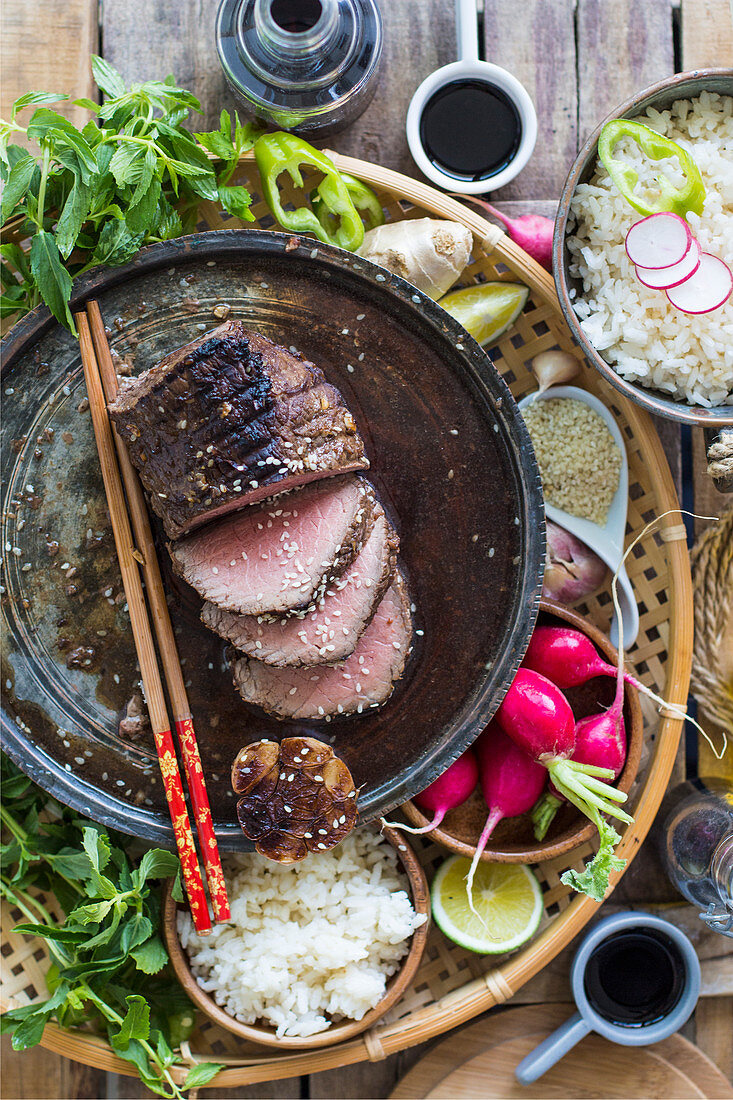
[175,716,231,922]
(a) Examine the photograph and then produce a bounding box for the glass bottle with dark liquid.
[216,0,382,137]
[584,928,685,1027]
[418,79,522,184]
[660,777,733,938]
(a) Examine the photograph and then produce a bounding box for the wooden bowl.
[553,68,733,427]
[401,599,643,863]
[162,825,430,1050]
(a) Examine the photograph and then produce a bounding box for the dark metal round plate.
[1,229,544,847]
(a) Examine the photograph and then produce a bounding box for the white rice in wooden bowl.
[177,830,426,1037]
[567,91,733,407]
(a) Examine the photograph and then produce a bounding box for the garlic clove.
[531,350,580,394]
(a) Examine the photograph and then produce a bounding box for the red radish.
[465,721,547,916]
[456,196,554,271]
[625,212,692,269]
[497,668,576,759]
[666,252,733,314]
[521,624,653,697]
[381,750,478,835]
[636,238,701,289]
[496,668,632,901]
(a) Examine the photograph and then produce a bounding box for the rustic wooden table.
[1,0,732,1096]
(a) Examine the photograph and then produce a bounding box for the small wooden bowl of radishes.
[401,600,642,871]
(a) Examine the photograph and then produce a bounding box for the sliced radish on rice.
[625,212,692,269]
[636,238,701,289]
[666,253,733,314]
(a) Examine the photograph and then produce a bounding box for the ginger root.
[358,218,472,300]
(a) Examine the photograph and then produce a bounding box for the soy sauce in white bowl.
[418,79,522,183]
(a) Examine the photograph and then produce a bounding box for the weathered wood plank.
[681,0,733,67]
[105,1068,304,1098]
[309,1041,432,1100]
[0,0,98,130]
[328,1,455,175]
[694,996,733,1083]
[1,1037,106,1100]
[482,0,577,201]
[576,0,675,142]
[101,0,229,130]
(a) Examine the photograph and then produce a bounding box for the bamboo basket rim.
[0,153,693,1087]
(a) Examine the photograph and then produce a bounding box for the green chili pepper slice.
[311,172,384,238]
[253,132,365,251]
[598,119,706,218]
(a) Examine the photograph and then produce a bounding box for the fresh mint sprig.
[0,57,260,333]
[0,754,222,1098]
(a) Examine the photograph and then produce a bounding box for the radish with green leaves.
[496,669,632,901]
[465,721,547,918]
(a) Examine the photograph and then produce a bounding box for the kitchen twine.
[660,523,687,542]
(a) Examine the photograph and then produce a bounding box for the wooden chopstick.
[76,311,213,936]
[85,301,230,924]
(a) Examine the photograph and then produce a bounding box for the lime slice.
[431,856,543,954]
[439,282,530,346]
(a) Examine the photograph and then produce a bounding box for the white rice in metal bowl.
[567,91,733,407]
[177,830,426,1038]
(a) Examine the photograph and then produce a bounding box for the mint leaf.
[135,848,180,886]
[10,1013,48,1051]
[113,995,150,1050]
[55,180,92,257]
[1,153,37,221]
[108,142,147,187]
[126,176,161,235]
[82,826,111,873]
[11,92,69,120]
[120,914,153,953]
[91,55,126,100]
[171,868,184,903]
[130,936,168,975]
[218,184,254,221]
[29,231,73,328]
[195,129,235,160]
[69,899,116,925]
[184,1062,225,1088]
[90,219,144,266]
[1,242,32,283]
[26,109,97,181]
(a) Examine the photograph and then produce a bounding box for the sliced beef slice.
[109,321,368,538]
[202,503,398,666]
[169,475,375,616]
[231,572,413,719]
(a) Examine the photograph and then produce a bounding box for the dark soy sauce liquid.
[270,0,322,33]
[419,79,522,183]
[584,929,685,1027]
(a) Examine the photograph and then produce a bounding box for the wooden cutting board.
[391,1005,733,1100]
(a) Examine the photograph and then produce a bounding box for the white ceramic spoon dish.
[519,384,639,648]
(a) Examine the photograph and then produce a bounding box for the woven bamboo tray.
[0,154,693,1088]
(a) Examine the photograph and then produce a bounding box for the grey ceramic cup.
[515,910,701,1086]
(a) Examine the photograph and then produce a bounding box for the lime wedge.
[439,282,530,346]
[431,856,543,955]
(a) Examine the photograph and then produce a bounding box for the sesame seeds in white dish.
[177,830,426,1038]
[567,92,733,407]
